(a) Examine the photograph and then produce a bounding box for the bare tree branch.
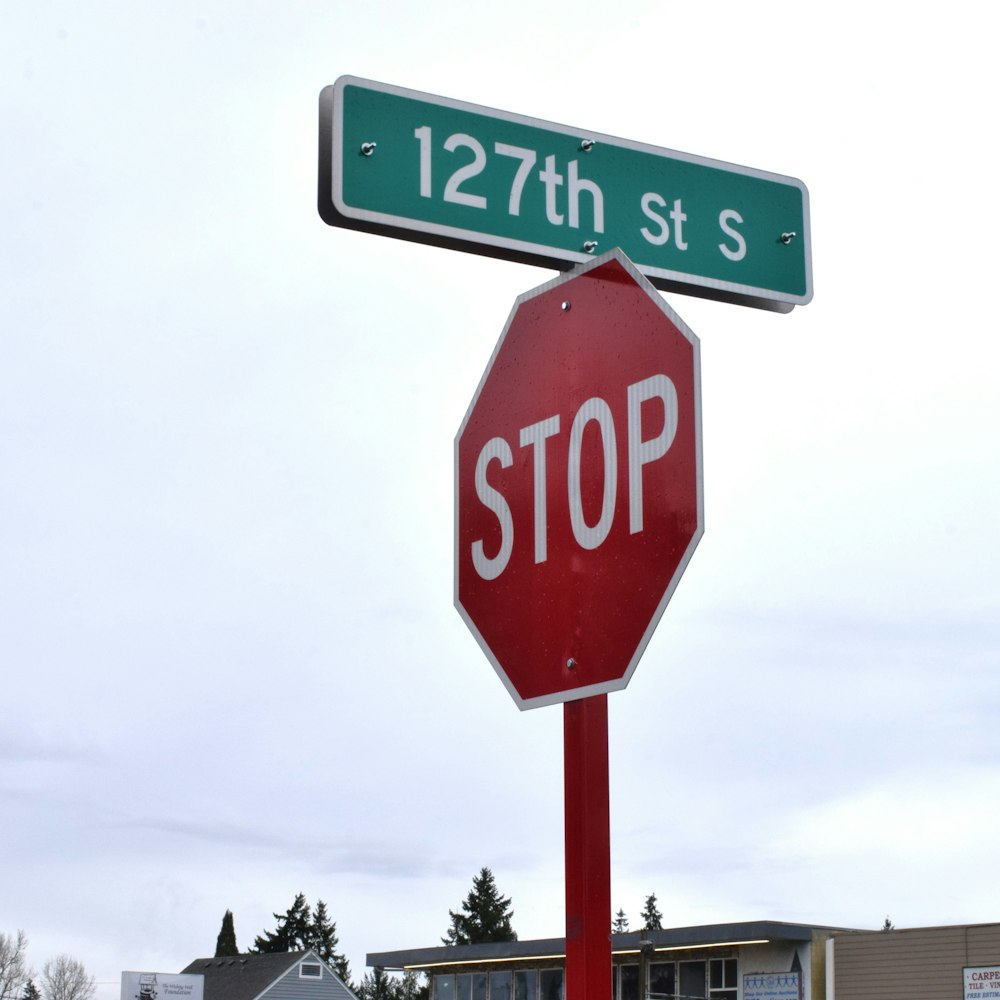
[40,957,95,1000]
[0,931,31,1000]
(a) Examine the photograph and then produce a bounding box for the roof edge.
[367,921,861,970]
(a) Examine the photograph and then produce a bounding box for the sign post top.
[320,76,811,311]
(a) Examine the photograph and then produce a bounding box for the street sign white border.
[454,248,704,711]
[321,76,812,312]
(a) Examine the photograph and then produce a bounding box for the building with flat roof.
[368,920,855,1000]
[826,922,1000,1000]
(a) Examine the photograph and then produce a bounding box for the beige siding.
[832,925,1000,1000]
[968,925,1000,966]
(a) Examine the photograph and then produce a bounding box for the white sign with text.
[966,966,1000,1000]
[743,972,801,1000]
[121,973,204,1000]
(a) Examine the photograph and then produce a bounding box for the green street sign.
[318,77,812,312]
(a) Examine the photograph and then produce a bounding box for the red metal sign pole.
[564,694,612,1000]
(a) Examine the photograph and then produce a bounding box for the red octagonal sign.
[455,249,703,710]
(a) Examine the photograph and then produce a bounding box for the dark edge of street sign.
[318,77,812,313]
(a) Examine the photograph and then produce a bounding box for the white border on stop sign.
[454,247,705,710]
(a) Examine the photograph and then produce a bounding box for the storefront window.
[490,972,512,1000]
[436,956,736,1000]
[679,961,706,1000]
[453,973,489,1000]
[433,976,454,1000]
[539,969,563,1000]
[619,964,638,1000]
[513,971,537,1000]
[649,961,675,998]
[708,958,737,1000]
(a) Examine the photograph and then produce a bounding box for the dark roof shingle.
[180,953,313,1000]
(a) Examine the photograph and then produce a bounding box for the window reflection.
[490,972,511,1000]
[649,962,675,997]
[539,969,563,1000]
[434,957,736,1000]
[620,964,638,1000]
[513,971,536,1000]
[679,961,706,1000]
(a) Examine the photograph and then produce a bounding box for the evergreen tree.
[307,902,350,985]
[443,868,517,946]
[284,893,312,950]
[23,982,41,1000]
[356,970,426,1000]
[249,893,353,986]
[215,911,239,957]
[612,909,629,934]
[356,967,394,1000]
[881,916,895,931]
[253,893,311,953]
[250,895,351,985]
[639,894,662,931]
[397,972,427,1000]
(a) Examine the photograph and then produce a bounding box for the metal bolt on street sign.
[319,76,812,312]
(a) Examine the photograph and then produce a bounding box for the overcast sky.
[2,3,998,998]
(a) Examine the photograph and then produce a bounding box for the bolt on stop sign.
[455,249,703,709]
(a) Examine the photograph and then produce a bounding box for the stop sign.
[455,249,703,709]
